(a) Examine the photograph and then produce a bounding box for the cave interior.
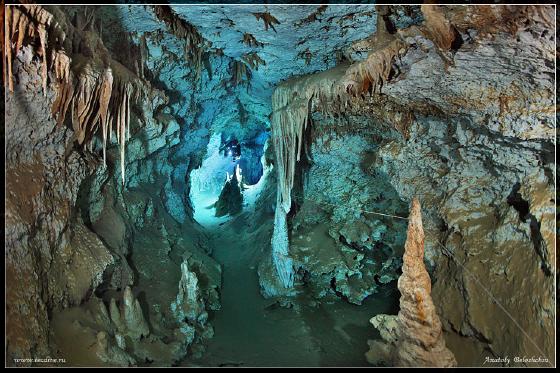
[3,3,556,368]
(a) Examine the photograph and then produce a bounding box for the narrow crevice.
[507,183,551,276]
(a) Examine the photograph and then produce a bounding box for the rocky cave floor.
[47,202,402,367]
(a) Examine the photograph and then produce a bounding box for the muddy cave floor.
[189,218,399,367]
[50,210,403,367]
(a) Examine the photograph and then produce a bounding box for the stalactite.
[99,68,113,166]
[193,47,203,82]
[153,4,206,82]
[241,33,264,48]
[38,24,48,96]
[5,4,155,187]
[231,60,251,87]
[252,12,280,33]
[108,111,113,142]
[242,52,266,71]
[268,4,493,288]
[269,66,346,289]
[6,4,68,111]
[139,34,147,79]
[5,6,13,92]
[5,5,54,93]
[120,101,126,186]
[295,5,328,27]
[420,5,458,51]
[126,84,131,141]
[341,38,404,97]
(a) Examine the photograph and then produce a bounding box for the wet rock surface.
[4,3,556,368]
[5,50,111,363]
[255,5,555,366]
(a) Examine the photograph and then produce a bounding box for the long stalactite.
[268,4,550,289]
[4,4,161,185]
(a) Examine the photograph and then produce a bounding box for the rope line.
[436,241,552,366]
[301,196,552,365]
[304,197,409,220]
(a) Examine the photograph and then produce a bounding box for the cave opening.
[4,3,556,369]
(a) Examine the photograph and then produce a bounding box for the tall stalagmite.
[366,198,457,367]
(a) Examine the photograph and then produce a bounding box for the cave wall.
[5,47,115,362]
[287,116,408,305]
[259,4,555,366]
[4,3,556,368]
[375,10,556,363]
[4,5,223,366]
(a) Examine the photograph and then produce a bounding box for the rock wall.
[261,4,555,366]
[285,123,408,305]
[5,47,114,364]
[372,7,556,364]
[5,5,223,366]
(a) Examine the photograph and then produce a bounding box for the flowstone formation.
[366,198,457,367]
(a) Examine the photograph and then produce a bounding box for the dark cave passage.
[4,3,556,368]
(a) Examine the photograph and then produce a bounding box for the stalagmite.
[122,286,150,340]
[173,260,206,322]
[270,192,295,289]
[95,331,136,366]
[109,298,125,332]
[170,259,208,345]
[270,93,309,289]
[365,198,457,367]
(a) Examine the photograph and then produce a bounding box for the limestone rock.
[122,286,150,340]
[172,260,207,324]
[367,198,457,367]
[109,298,125,333]
[95,331,136,366]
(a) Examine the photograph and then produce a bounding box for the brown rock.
[367,198,457,367]
[122,286,150,340]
